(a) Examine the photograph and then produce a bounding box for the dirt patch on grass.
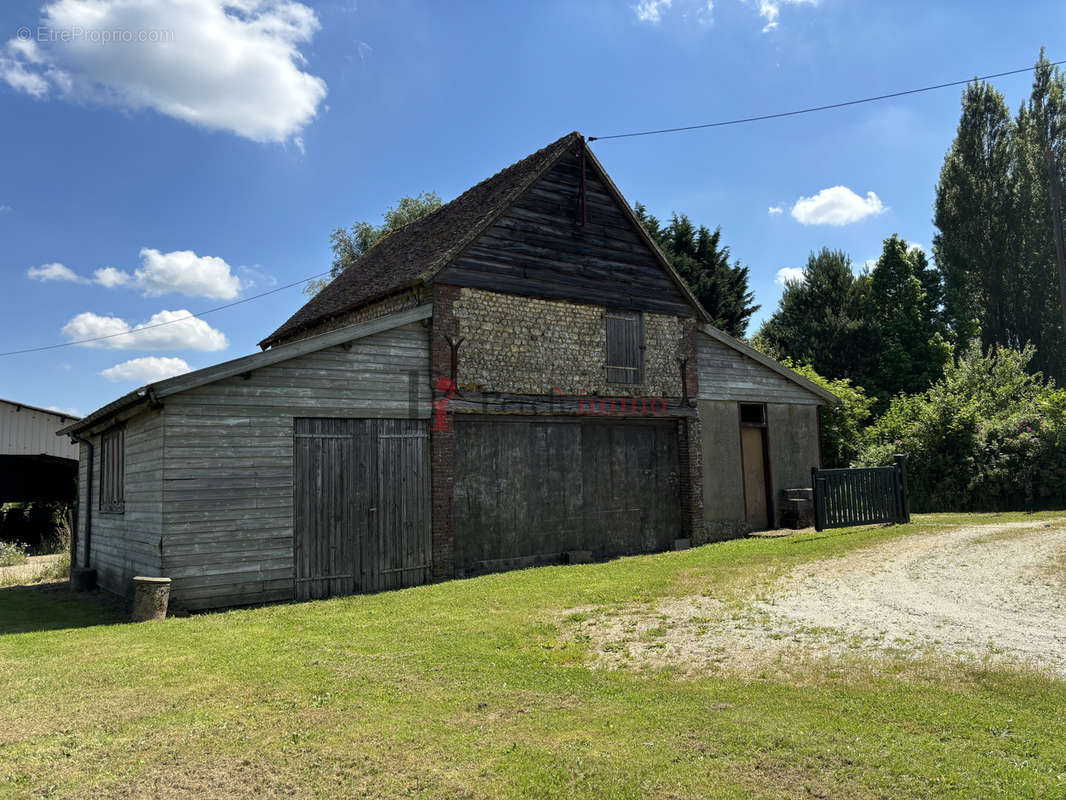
[570,519,1066,678]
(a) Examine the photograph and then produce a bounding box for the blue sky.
[0,0,1062,417]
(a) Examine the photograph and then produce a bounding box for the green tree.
[933,79,1015,349]
[866,235,953,401]
[933,51,1066,382]
[1009,52,1066,380]
[754,248,880,388]
[306,192,443,296]
[634,204,759,338]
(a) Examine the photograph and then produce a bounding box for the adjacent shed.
[696,325,835,533]
[60,310,430,610]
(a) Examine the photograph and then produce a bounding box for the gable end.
[438,143,702,317]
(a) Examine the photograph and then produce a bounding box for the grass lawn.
[1,512,1064,799]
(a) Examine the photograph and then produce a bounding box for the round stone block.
[131,576,172,622]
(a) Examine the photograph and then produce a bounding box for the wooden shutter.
[99,426,125,513]
[606,309,643,385]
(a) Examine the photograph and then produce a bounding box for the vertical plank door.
[293,418,357,600]
[740,426,769,530]
[365,419,431,593]
[294,418,430,600]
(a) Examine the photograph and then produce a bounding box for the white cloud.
[634,0,672,23]
[790,186,886,226]
[757,0,819,32]
[908,242,926,256]
[100,356,191,384]
[92,266,132,288]
[135,248,241,299]
[61,309,228,351]
[46,404,81,416]
[0,55,49,96]
[28,249,244,298]
[27,262,83,282]
[2,0,327,144]
[239,264,278,291]
[768,205,783,216]
[0,203,11,212]
[775,267,806,286]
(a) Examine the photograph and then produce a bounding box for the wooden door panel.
[294,418,429,600]
[294,418,356,601]
[741,426,768,530]
[454,417,681,575]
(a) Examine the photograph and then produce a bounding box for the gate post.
[811,466,825,532]
[893,454,910,524]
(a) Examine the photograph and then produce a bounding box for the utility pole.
[1048,147,1066,336]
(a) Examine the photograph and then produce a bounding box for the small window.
[739,403,766,426]
[99,426,125,513]
[606,309,643,385]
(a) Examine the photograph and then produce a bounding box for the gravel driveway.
[574,519,1066,678]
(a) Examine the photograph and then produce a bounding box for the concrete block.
[70,567,97,592]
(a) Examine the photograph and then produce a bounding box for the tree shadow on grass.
[0,581,126,635]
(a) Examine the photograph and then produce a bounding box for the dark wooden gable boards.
[438,146,695,317]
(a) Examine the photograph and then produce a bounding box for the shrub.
[858,344,1066,512]
[0,540,29,568]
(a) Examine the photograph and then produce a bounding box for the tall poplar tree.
[934,51,1066,381]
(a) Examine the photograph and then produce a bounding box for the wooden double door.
[452,416,682,574]
[293,418,430,600]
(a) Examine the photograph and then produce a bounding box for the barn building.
[59,132,835,611]
[1,399,79,506]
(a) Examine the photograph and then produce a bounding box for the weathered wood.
[150,306,432,400]
[452,416,681,575]
[445,391,697,417]
[439,150,696,317]
[81,410,163,596]
[293,417,430,600]
[154,322,430,610]
[811,457,909,531]
[698,335,828,405]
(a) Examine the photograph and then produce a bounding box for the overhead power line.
[7,60,1061,356]
[0,269,331,357]
[588,59,1066,142]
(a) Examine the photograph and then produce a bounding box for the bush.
[0,502,72,555]
[0,540,29,568]
[858,344,1066,512]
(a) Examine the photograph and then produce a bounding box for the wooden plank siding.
[452,416,681,575]
[697,335,824,405]
[81,410,164,596]
[160,322,430,611]
[438,149,695,317]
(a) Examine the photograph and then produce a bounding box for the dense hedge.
[857,345,1066,512]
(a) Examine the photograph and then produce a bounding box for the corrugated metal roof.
[0,399,80,460]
